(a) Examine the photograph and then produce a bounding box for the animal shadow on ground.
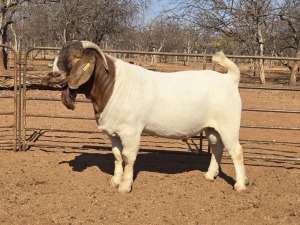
[62,151,236,187]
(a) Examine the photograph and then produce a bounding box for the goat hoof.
[234,182,247,192]
[118,179,132,193]
[204,171,217,182]
[118,185,132,193]
[110,176,121,188]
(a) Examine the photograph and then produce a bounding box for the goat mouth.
[58,77,69,87]
[60,82,68,89]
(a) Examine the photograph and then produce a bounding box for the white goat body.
[99,58,241,140]
[43,41,248,193]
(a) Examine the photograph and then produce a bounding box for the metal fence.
[1,46,299,162]
[0,45,22,151]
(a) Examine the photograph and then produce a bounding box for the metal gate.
[0,45,22,151]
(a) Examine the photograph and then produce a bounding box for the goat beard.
[61,87,77,110]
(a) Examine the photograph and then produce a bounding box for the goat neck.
[88,55,116,114]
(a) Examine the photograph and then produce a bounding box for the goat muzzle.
[41,72,68,88]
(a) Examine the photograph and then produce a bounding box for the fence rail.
[0,46,299,162]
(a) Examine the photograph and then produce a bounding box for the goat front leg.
[109,135,124,188]
[118,134,141,193]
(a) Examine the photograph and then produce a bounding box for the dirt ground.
[0,58,300,225]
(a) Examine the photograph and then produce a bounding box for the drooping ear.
[68,54,96,89]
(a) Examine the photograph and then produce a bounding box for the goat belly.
[143,125,204,139]
[144,96,213,138]
[143,113,210,139]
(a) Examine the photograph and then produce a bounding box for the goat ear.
[68,54,96,89]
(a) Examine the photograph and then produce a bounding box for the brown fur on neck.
[89,54,116,114]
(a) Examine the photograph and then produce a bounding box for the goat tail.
[212,51,240,85]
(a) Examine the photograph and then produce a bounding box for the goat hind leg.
[205,128,224,181]
[228,143,249,192]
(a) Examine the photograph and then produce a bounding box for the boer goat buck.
[42,40,248,193]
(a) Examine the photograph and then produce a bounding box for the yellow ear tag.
[83,63,90,72]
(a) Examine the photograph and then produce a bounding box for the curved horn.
[81,41,109,72]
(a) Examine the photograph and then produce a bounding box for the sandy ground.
[0,58,300,224]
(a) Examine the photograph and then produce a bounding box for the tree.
[17,0,144,47]
[167,0,279,83]
[278,0,300,86]
[0,0,29,70]
[39,0,142,44]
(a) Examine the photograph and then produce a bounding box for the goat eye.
[72,58,80,66]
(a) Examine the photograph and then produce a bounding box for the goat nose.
[53,71,61,77]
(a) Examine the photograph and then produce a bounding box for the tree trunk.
[0,39,8,71]
[257,23,265,84]
[289,49,300,86]
[0,12,7,71]
[259,58,265,84]
[150,38,166,66]
[10,24,18,51]
[150,46,157,66]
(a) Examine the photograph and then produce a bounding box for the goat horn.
[81,41,109,72]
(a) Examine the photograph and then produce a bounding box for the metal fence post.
[0,45,19,151]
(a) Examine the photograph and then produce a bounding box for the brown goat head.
[41,40,114,111]
[42,41,94,86]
